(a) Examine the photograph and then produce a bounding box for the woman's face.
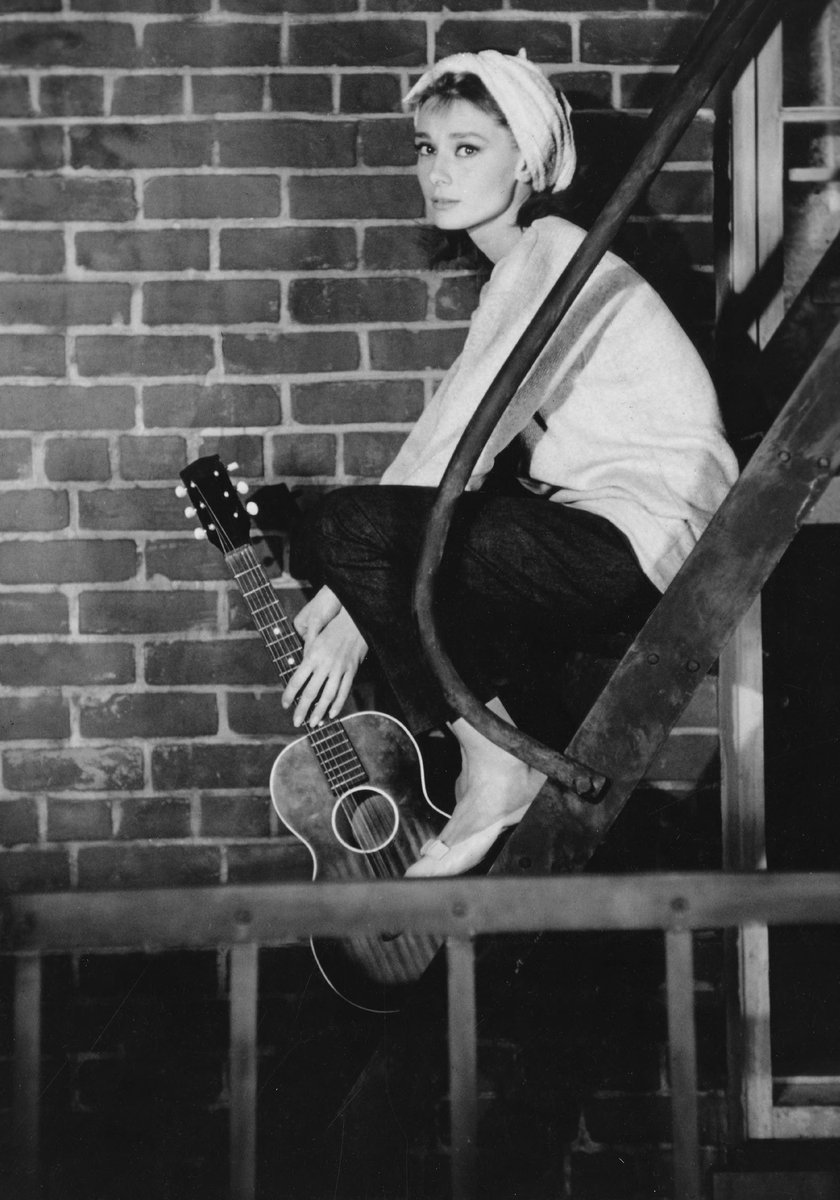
[414,98,531,258]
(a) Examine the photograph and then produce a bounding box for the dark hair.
[412,70,573,268]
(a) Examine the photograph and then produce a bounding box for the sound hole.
[331,786,399,855]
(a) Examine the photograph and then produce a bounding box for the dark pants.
[302,485,660,740]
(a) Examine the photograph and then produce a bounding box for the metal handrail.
[412,0,788,780]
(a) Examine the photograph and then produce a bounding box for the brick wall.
[0,0,720,894]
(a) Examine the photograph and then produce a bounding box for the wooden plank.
[3,874,840,950]
[447,937,477,1200]
[665,931,702,1200]
[229,943,258,1200]
[13,953,41,1200]
[713,1171,840,1199]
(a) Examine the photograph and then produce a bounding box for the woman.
[282,50,739,877]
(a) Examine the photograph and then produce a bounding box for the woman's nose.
[428,155,451,185]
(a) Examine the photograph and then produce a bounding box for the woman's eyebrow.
[413,128,489,141]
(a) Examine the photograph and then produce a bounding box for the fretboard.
[226,544,367,794]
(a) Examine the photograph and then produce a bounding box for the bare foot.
[436,698,546,848]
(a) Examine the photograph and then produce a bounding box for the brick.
[645,170,713,217]
[0,642,134,688]
[217,118,356,168]
[193,73,265,113]
[220,226,356,272]
[0,23,138,69]
[79,487,200,532]
[3,746,144,793]
[268,73,332,113]
[0,386,134,431]
[0,230,64,275]
[197,433,263,478]
[0,849,70,893]
[70,122,212,170]
[143,280,280,326]
[199,793,271,839]
[438,20,573,61]
[0,437,31,480]
[271,433,337,477]
[340,73,401,114]
[369,326,466,370]
[0,282,131,326]
[80,692,218,740]
[145,537,228,582]
[0,591,69,635]
[142,23,279,68]
[39,74,103,116]
[0,76,32,117]
[228,582,306,633]
[359,117,415,167]
[363,225,430,270]
[76,844,221,890]
[227,841,311,883]
[580,16,703,65]
[0,488,68,532]
[511,0,645,7]
[227,691,296,737]
[289,173,422,219]
[0,539,137,584]
[0,177,136,222]
[75,335,214,377]
[622,218,714,271]
[0,125,62,170]
[145,638,277,686]
[76,229,209,273]
[222,331,359,375]
[344,431,406,477]
[0,334,64,377]
[117,797,192,840]
[620,71,673,110]
[290,379,423,424]
[0,693,70,741]
[151,740,282,790]
[549,70,614,110]
[143,382,280,428]
[143,174,280,219]
[289,277,426,325]
[0,798,39,847]
[47,798,112,843]
[118,434,185,480]
[79,590,216,636]
[112,74,184,115]
[290,20,425,67]
[270,0,354,11]
[435,276,482,321]
[73,0,209,9]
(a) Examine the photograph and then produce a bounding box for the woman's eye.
[415,143,433,157]
[456,144,479,157]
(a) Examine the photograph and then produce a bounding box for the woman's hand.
[282,586,368,727]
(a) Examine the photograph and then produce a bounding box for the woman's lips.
[431,197,459,209]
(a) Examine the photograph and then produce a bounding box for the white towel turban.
[403,49,576,194]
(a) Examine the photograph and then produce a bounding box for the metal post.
[13,952,42,1199]
[447,936,478,1200]
[229,943,259,1200]
[665,929,702,1200]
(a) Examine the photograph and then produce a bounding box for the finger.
[305,673,341,727]
[293,671,333,727]
[282,660,315,710]
[327,671,354,719]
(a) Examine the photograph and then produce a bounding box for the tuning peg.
[246,502,259,516]
[175,484,187,498]
[193,528,207,540]
[236,481,249,495]
[227,461,240,473]
[184,506,196,519]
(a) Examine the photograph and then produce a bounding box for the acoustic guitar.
[178,455,447,1010]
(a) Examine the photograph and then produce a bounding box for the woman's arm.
[281,585,368,727]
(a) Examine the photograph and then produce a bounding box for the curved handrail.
[412,0,787,784]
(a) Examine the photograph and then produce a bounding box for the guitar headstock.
[177,455,256,555]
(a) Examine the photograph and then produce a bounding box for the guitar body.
[270,710,446,1010]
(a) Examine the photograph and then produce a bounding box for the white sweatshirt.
[380,215,739,593]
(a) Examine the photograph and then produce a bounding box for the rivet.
[818,457,830,469]
[518,856,532,871]
[647,652,660,665]
[686,659,700,673]
[778,449,791,463]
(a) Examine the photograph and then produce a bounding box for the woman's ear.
[515,158,532,185]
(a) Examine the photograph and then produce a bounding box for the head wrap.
[403,49,576,194]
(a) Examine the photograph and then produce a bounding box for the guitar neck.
[224,544,367,792]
